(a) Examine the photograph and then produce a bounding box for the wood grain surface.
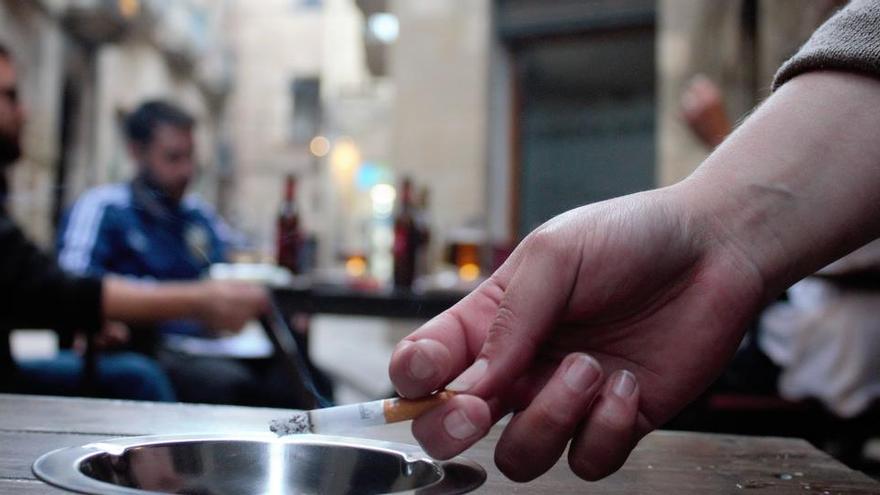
[1,394,878,494]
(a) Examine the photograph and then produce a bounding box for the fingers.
[390,337,454,398]
[389,230,546,400]
[239,282,271,314]
[494,353,604,482]
[389,280,505,398]
[213,281,270,331]
[104,322,130,346]
[447,230,580,399]
[411,394,493,460]
[394,227,583,466]
[568,370,640,481]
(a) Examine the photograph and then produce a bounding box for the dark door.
[509,20,656,235]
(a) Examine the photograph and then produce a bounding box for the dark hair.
[124,100,195,146]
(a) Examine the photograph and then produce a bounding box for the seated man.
[58,100,312,407]
[0,43,268,402]
[16,321,176,402]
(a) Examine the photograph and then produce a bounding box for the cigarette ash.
[270,411,312,436]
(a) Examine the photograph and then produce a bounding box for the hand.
[680,74,732,148]
[72,321,130,353]
[389,188,766,482]
[193,280,269,333]
[94,321,130,350]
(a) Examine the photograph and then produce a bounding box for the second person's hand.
[194,280,270,333]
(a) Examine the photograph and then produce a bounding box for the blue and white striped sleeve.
[57,185,128,275]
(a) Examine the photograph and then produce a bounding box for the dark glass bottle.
[277,174,302,273]
[414,186,431,280]
[393,178,418,289]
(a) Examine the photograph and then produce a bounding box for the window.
[290,77,321,144]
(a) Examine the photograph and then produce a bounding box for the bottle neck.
[285,180,296,200]
[398,181,413,215]
[282,176,298,210]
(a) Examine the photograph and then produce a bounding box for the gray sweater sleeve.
[774,0,880,90]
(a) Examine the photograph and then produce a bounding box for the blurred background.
[4,0,814,262]
[10,0,880,476]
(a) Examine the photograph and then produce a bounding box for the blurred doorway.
[52,44,95,235]
[497,0,656,237]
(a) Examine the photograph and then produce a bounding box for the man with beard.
[57,100,318,408]
[0,43,269,400]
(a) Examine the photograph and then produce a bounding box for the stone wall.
[389,0,490,248]
[0,0,64,245]
[0,0,231,247]
[657,0,841,186]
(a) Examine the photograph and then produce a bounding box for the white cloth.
[759,277,880,418]
[162,321,274,359]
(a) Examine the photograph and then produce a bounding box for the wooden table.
[2,394,878,494]
[273,285,465,320]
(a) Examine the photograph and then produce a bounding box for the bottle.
[277,174,302,273]
[414,186,431,280]
[392,178,417,289]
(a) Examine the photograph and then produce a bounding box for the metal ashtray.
[33,434,486,494]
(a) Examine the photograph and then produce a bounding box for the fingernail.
[563,355,600,392]
[446,358,488,392]
[612,370,637,398]
[408,344,436,380]
[443,409,478,440]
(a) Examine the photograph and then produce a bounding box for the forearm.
[680,71,880,299]
[102,277,204,323]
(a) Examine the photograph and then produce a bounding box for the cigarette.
[270,391,456,436]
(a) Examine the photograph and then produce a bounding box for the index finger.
[389,243,529,399]
[389,280,504,398]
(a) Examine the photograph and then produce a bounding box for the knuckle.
[527,224,577,263]
[485,305,538,357]
[489,305,517,339]
[526,228,557,254]
[595,403,632,433]
[533,400,579,432]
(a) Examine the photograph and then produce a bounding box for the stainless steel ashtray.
[33,433,486,494]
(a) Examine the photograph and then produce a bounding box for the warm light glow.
[330,138,361,179]
[118,0,140,19]
[309,136,331,157]
[458,263,481,282]
[345,257,367,278]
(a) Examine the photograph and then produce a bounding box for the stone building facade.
[0,0,233,246]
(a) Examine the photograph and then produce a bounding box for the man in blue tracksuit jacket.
[57,175,231,337]
[57,100,313,407]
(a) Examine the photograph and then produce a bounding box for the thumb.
[446,231,580,400]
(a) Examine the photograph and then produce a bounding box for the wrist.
[671,72,880,301]
[181,281,210,321]
[672,173,793,302]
